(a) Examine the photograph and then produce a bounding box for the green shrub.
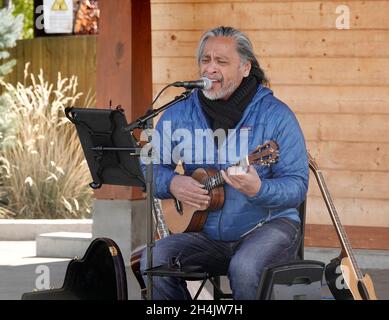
[0,3,24,78]
[12,0,34,39]
[0,3,24,148]
[0,64,93,218]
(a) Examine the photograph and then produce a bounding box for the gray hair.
[196,26,268,85]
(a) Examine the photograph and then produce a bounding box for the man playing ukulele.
[140,26,308,300]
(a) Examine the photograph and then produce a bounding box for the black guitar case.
[21,237,127,300]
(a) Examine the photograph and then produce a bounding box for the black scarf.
[198,68,261,133]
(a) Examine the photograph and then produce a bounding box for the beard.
[201,79,239,100]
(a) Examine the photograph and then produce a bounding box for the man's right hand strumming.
[169,175,211,210]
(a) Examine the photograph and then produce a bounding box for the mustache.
[202,74,223,82]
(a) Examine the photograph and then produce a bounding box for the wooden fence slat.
[307,169,389,200]
[4,36,96,102]
[151,0,382,2]
[306,196,389,227]
[305,224,389,249]
[152,57,389,85]
[306,141,389,171]
[297,114,389,142]
[152,30,389,58]
[272,85,389,114]
[152,1,389,30]
[152,84,389,114]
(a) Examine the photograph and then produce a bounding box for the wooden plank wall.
[150,0,389,247]
[4,35,96,104]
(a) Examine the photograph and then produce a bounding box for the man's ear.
[242,61,251,77]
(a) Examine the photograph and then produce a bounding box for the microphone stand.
[123,89,192,300]
[123,90,192,133]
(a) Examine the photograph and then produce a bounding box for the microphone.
[172,77,213,90]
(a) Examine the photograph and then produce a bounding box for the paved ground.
[0,241,143,300]
[0,241,388,300]
[0,241,69,300]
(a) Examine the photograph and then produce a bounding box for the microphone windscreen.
[201,77,213,90]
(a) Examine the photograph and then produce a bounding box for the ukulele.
[308,153,377,300]
[160,141,279,234]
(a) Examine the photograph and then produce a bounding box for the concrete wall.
[0,219,92,241]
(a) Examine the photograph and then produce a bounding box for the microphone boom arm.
[122,89,192,132]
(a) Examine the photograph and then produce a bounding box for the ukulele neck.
[203,156,249,191]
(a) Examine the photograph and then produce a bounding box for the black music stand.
[65,106,145,190]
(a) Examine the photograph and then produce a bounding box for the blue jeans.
[140,217,301,300]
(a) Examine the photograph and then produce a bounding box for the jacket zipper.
[240,221,265,238]
[239,207,273,238]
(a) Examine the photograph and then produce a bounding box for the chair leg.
[209,276,229,300]
[193,279,208,300]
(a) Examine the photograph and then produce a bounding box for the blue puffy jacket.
[149,85,308,241]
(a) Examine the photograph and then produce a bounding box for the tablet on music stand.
[65,106,145,190]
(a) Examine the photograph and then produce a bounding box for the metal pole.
[145,117,154,300]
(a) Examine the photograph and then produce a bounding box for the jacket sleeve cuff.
[246,179,270,203]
